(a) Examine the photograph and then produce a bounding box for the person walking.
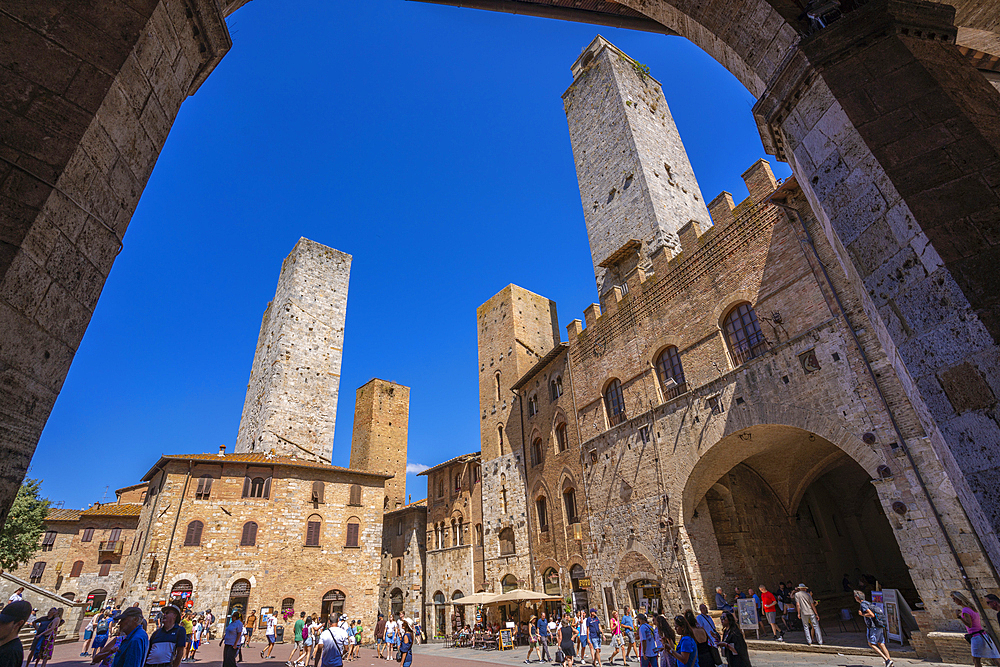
[315,614,348,667]
[181,613,194,661]
[719,613,752,667]
[33,607,62,667]
[261,613,278,659]
[187,616,203,662]
[758,586,783,641]
[537,612,551,663]
[655,615,676,667]
[221,611,244,667]
[620,608,636,664]
[0,601,30,667]
[383,614,397,662]
[373,613,386,659]
[146,604,186,667]
[952,591,1000,667]
[638,614,659,667]
[793,584,822,645]
[558,614,577,667]
[586,609,602,667]
[397,620,414,667]
[287,612,308,666]
[244,611,256,649]
[695,605,720,645]
[110,608,149,667]
[524,614,541,664]
[607,610,623,666]
[854,591,892,667]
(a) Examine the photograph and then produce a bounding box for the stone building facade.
[10,502,141,610]
[235,238,351,464]
[379,500,426,622]
[420,452,484,637]
[350,379,410,511]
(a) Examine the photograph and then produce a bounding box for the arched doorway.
[629,579,662,615]
[432,591,446,638]
[683,426,917,620]
[86,589,107,612]
[227,579,251,623]
[321,590,345,624]
[390,588,403,616]
[452,590,465,629]
[170,579,193,609]
[570,564,589,612]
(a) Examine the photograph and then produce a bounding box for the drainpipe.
[773,198,1000,632]
[159,461,193,591]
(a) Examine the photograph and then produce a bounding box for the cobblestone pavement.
[44,636,969,667]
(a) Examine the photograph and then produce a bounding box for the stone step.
[747,639,915,657]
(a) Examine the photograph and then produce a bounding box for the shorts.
[640,657,657,667]
[611,634,623,649]
[972,633,1000,659]
[580,633,589,646]
[766,611,777,623]
[305,636,313,647]
[192,641,200,650]
[92,634,109,650]
[295,640,304,650]
[266,634,276,644]
[623,629,635,645]
[590,636,601,649]
[866,627,885,645]
[376,637,385,645]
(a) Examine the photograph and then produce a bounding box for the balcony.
[730,331,770,366]
[98,541,124,555]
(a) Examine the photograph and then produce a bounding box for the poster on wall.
[260,607,274,630]
[737,598,759,638]
[882,590,902,644]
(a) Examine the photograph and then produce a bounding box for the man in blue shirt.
[112,608,149,667]
[620,608,635,663]
[637,613,657,667]
[536,612,550,662]
[586,609,602,667]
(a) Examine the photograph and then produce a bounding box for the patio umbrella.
[458,592,501,605]
[491,589,561,604]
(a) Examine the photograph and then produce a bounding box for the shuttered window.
[99,561,111,577]
[29,562,45,582]
[195,475,213,500]
[241,522,257,547]
[81,527,94,543]
[311,481,324,503]
[183,520,203,547]
[109,527,121,542]
[70,560,83,577]
[345,522,360,548]
[305,515,321,546]
[243,476,270,499]
[348,484,361,506]
[41,531,56,551]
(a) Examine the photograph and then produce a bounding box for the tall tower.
[349,379,410,510]
[477,284,559,591]
[563,35,713,299]
[235,238,351,463]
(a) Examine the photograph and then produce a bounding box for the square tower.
[563,35,713,299]
[235,238,351,463]
[349,379,410,510]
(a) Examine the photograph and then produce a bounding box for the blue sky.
[30,0,790,508]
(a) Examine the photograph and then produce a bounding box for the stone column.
[0,0,230,524]
[754,0,1000,589]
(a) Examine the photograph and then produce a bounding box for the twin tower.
[232,238,408,510]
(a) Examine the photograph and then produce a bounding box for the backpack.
[867,603,887,629]
[97,618,110,635]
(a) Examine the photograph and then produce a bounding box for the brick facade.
[350,379,410,510]
[379,500,427,623]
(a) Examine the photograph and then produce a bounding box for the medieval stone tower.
[235,238,351,463]
[349,379,410,510]
[563,35,713,300]
[477,284,560,591]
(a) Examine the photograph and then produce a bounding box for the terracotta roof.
[385,498,427,516]
[417,452,481,477]
[142,453,394,482]
[115,482,148,494]
[45,509,83,522]
[80,503,142,517]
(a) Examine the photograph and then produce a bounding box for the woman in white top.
[8,588,24,604]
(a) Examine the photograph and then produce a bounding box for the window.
[497,425,504,452]
[501,574,518,593]
[530,438,543,467]
[349,484,361,506]
[131,531,143,555]
[437,478,444,498]
[109,527,121,543]
[543,567,560,595]
[457,518,464,545]
[555,423,568,452]
[472,465,481,484]
[564,488,579,524]
[346,521,360,548]
[453,473,462,492]
[499,527,515,555]
[395,559,402,576]
[723,302,768,365]
[81,527,94,543]
[397,521,402,536]
[528,394,538,417]
[240,522,258,547]
[495,372,502,401]
[70,560,83,578]
[550,376,563,400]
[604,379,626,427]
[242,476,270,499]
[475,523,483,546]
[29,562,45,583]
[312,481,325,503]
[305,515,322,546]
[41,531,56,551]
[99,560,112,577]
[195,475,213,500]
[281,598,295,614]
[654,346,687,401]
[536,497,548,531]
[184,521,203,547]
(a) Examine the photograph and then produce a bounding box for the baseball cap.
[119,607,144,622]
[0,601,32,624]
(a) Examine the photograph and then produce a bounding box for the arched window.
[550,376,563,400]
[563,487,579,524]
[345,519,360,548]
[70,560,83,578]
[437,478,444,498]
[604,379,626,427]
[457,517,464,545]
[723,302,767,365]
[395,559,402,577]
[183,520,203,546]
[242,476,270,499]
[501,574,518,593]
[542,567,560,595]
[472,464,481,484]
[305,515,322,546]
[195,475,213,500]
[433,591,445,605]
[555,423,568,452]
[391,588,404,615]
[452,590,464,601]
[654,346,687,400]
[495,372,502,401]
[536,496,548,531]
[281,598,295,614]
[109,527,121,543]
[453,472,462,492]
[498,527,515,555]
[349,484,361,506]
[240,522,257,546]
[98,560,111,577]
[312,481,324,503]
[475,523,483,546]
[528,394,538,417]
[231,579,252,597]
[530,438,543,467]
[497,425,505,453]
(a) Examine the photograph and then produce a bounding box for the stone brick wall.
[235,238,351,464]
[562,36,713,299]
[379,503,426,624]
[350,379,409,510]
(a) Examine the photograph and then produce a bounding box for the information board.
[737,598,759,638]
[882,589,903,644]
[499,629,513,651]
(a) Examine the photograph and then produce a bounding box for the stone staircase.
[0,572,85,644]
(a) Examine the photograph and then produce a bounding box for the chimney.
[708,192,735,227]
[741,159,778,200]
[218,444,226,457]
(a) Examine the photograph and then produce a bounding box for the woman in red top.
[758,586,784,641]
